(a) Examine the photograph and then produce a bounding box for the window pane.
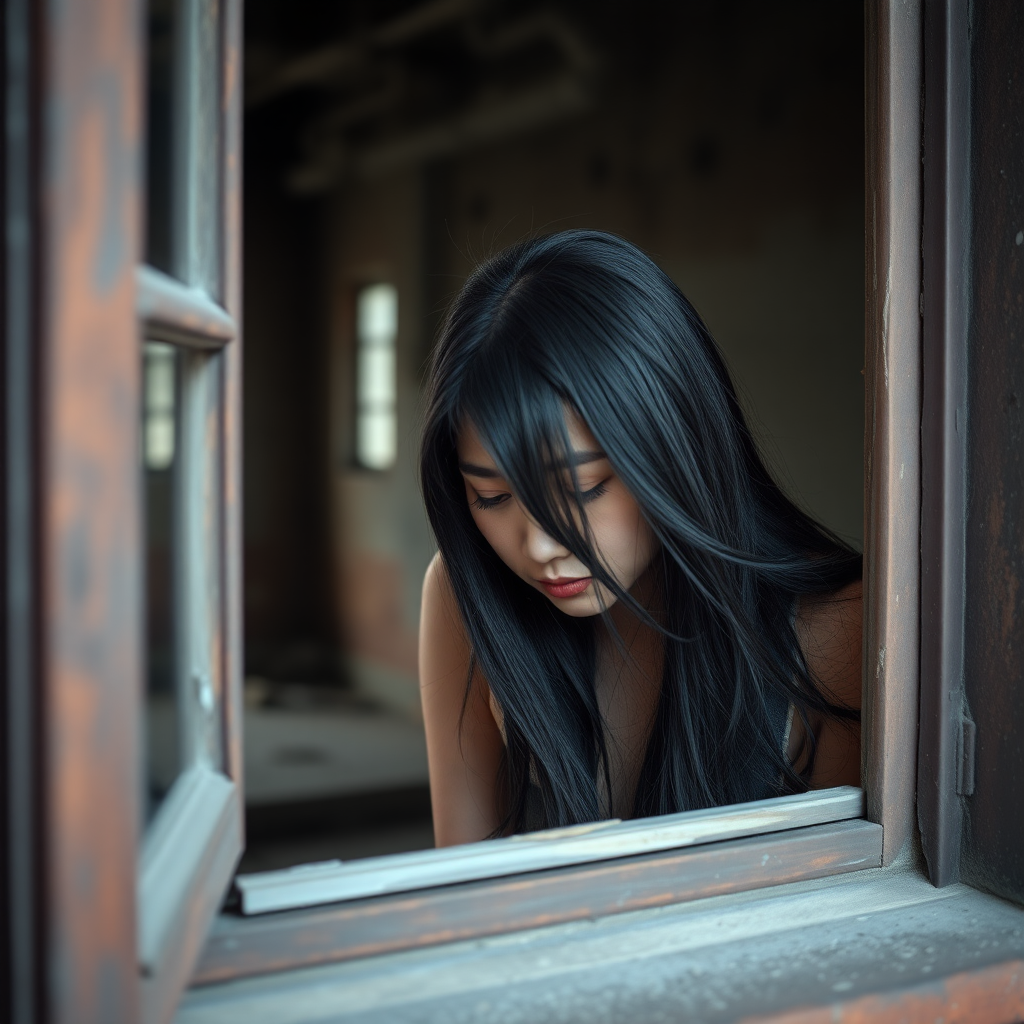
[357,409,398,470]
[357,284,398,343]
[357,346,396,407]
[143,343,228,824]
[355,283,398,470]
[178,348,226,774]
[144,341,182,822]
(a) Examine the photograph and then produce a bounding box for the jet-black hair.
[420,229,861,834]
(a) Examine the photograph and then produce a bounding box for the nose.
[522,513,570,564]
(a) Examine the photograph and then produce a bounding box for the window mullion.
[137,265,236,348]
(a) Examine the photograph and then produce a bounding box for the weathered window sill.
[176,861,1024,1023]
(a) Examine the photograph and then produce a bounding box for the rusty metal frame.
[862,0,924,867]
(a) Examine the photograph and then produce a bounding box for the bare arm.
[792,578,863,789]
[419,552,505,847]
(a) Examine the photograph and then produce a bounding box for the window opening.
[355,283,398,471]
[238,0,867,881]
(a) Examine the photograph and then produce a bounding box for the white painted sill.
[235,785,864,913]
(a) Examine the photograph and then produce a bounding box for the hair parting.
[421,230,861,834]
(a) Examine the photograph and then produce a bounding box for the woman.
[419,230,862,848]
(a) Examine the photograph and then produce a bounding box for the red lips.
[538,576,593,598]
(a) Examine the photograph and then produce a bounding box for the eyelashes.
[471,492,511,511]
[471,479,610,512]
[580,480,609,504]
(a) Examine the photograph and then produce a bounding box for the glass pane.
[357,284,398,343]
[356,410,397,470]
[357,346,396,407]
[143,341,182,822]
[145,0,181,273]
[179,348,225,772]
[189,0,223,295]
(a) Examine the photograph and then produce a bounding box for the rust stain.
[740,958,1024,1024]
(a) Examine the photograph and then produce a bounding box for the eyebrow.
[458,450,607,478]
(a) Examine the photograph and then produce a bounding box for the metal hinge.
[956,713,976,797]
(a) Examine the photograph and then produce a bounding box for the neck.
[600,559,664,653]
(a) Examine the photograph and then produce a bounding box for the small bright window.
[144,341,177,471]
[355,283,398,470]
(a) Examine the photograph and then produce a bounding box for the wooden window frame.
[186,0,926,987]
[137,1,246,1021]
[19,0,1020,1020]
[1,0,243,1022]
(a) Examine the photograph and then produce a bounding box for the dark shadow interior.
[237,0,865,872]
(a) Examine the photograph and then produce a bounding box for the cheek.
[470,509,517,567]
[591,494,655,572]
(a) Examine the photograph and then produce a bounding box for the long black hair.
[420,230,860,834]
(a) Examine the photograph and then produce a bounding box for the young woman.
[419,230,862,848]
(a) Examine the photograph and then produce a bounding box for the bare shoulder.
[420,551,472,685]
[422,548,453,605]
[794,578,863,711]
[419,551,504,845]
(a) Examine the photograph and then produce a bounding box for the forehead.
[456,411,601,469]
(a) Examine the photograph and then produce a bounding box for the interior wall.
[328,169,436,715]
[421,5,865,545]
[243,1,864,722]
[243,157,336,681]
[324,3,865,715]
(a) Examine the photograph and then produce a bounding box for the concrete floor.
[148,679,435,872]
[242,686,429,806]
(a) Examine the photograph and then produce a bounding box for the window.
[354,283,399,471]
[136,0,245,1015]
[193,0,920,984]
[1,0,244,1019]
[6,2,1024,1022]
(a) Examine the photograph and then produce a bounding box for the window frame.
[188,0,926,984]
[135,0,246,1021]
[1,0,244,1021]
[1,0,955,1018]
[183,10,1024,1017]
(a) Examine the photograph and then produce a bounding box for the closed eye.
[579,479,609,504]
[471,479,609,512]
[471,492,511,511]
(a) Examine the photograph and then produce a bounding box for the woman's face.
[457,413,659,617]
